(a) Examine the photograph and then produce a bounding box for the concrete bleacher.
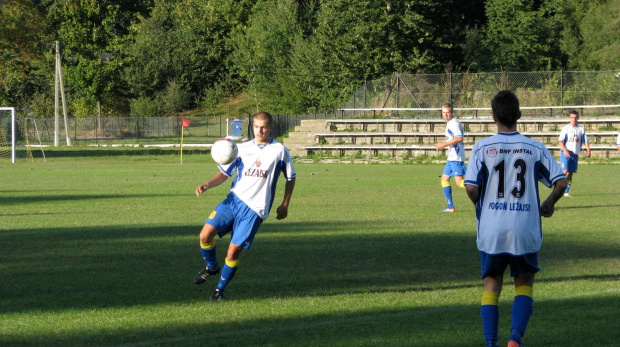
[283,118,620,159]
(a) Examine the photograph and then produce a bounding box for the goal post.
[0,107,16,163]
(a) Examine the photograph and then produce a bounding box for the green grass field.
[1,151,618,346]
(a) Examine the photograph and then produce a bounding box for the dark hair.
[491,90,520,128]
[253,111,273,127]
[569,110,579,117]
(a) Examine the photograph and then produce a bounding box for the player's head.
[252,111,273,144]
[491,90,521,129]
[568,110,579,126]
[441,103,453,121]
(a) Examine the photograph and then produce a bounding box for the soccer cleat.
[563,192,572,197]
[441,207,456,213]
[193,266,220,284]
[210,288,224,301]
[507,341,523,347]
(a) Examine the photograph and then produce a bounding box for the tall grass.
[1,153,618,346]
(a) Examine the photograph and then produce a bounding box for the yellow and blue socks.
[200,240,218,270]
[216,258,239,292]
[480,290,499,345]
[441,181,454,208]
[509,286,533,344]
[565,178,572,194]
[481,290,500,345]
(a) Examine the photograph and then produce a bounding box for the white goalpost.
[0,107,16,163]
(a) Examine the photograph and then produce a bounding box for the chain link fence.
[0,112,342,147]
[343,70,620,117]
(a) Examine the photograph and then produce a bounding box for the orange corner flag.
[182,118,190,127]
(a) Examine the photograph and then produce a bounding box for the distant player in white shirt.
[465,91,566,347]
[435,103,466,212]
[193,112,296,301]
[558,111,591,196]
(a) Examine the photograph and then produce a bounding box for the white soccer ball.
[211,138,238,165]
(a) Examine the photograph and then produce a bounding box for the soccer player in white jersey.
[435,103,466,212]
[193,112,296,301]
[465,91,567,347]
[558,110,591,196]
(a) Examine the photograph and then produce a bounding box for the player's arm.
[435,136,463,151]
[585,142,591,157]
[465,183,480,204]
[276,177,296,220]
[540,178,567,217]
[196,171,229,197]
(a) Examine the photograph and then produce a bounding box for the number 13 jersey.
[465,132,565,255]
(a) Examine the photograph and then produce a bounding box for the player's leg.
[440,163,455,212]
[194,223,222,284]
[211,199,263,301]
[564,171,573,196]
[480,252,508,347]
[454,175,465,189]
[508,272,534,347]
[195,197,235,285]
[508,253,539,346]
[482,275,503,347]
[211,243,243,301]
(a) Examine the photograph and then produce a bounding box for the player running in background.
[558,110,591,196]
[434,103,466,212]
[465,91,567,347]
[193,111,296,301]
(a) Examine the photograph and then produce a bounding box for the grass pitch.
[1,152,618,346]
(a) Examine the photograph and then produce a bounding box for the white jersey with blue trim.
[558,124,589,154]
[446,118,465,162]
[465,132,564,255]
[218,139,296,219]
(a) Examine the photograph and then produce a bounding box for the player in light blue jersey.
[193,112,296,301]
[465,91,567,347]
[435,103,466,212]
[558,110,591,197]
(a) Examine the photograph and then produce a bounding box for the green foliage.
[0,0,52,106]
[469,0,565,71]
[1,0,618,116]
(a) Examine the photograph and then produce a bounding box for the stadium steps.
[283,117,620,159]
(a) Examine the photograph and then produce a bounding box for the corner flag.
[180,118,190,164]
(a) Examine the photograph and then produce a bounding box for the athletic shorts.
[206,192,263,250]
[443,161,466,177]
[560,152,579,173]
[479,251,540,279]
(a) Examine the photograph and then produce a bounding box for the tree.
[472,0,565,71]
[124,0,251,112]
[47,0,152,116]
[0,0,52,110]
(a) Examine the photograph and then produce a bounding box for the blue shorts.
[479,251,540,279]
[443,161,466,177]
[560,152,578,173]
[206,193,263,250]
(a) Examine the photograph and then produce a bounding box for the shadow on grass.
[1,294,618,346]
[0,193,187,206]
[1,220,618,315]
